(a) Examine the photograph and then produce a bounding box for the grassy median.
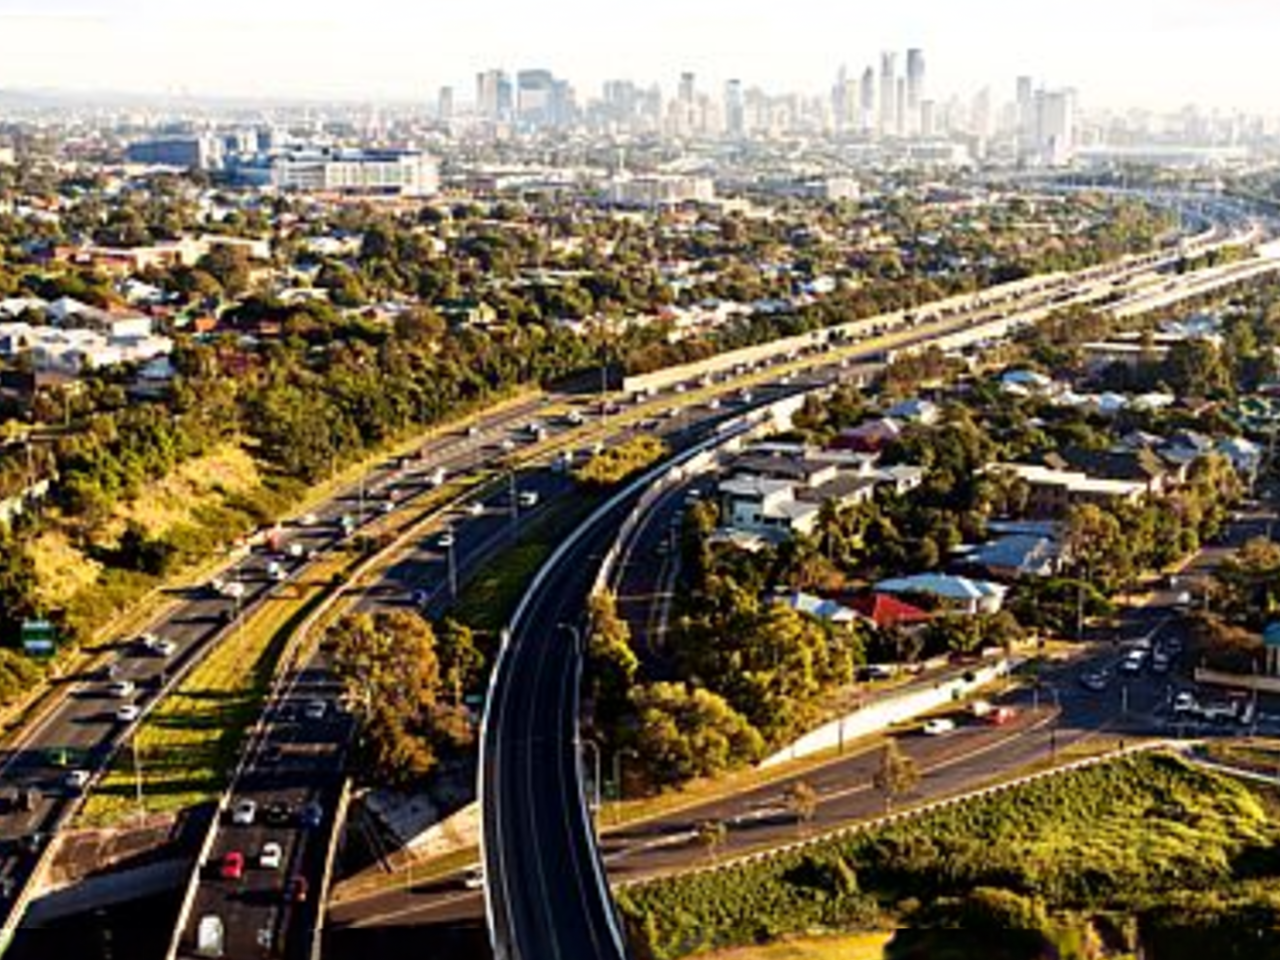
[78,553,351,826]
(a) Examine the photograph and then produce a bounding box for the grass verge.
[701,932,895,960]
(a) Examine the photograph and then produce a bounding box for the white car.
[923,718,957,736]
[467,502,485,517]
[516,491,539,508]
[259,841,283,870]
[438,532,456,549]
[145,636,177,657]
[106,680,136,699]
[231,799,257,826]
[462,865,485,889]
[63,770,90,792]
[298,513,319,528]
[115,704,141,723]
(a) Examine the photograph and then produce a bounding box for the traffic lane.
[486,499,635,960]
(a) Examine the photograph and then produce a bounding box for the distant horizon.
[1,0,1278,115]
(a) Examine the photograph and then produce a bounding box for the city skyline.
[1,0,1278,115]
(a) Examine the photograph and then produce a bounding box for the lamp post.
[445,523,458,599]
[581,737,602,817]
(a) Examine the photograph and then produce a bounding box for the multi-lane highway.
[4,212,1269,956]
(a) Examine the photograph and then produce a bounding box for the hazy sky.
[1,0,1276,113]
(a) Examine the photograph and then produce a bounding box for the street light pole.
[132,734,145,825]
[581,737,602,816]
[446,525,458,599]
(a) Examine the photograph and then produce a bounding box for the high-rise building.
[125,135,223,171]
[517,69,556,128]
[724,79,745,138]
[860,66,876,134]
[896,77,907,137]
[1036,88,1077,165]
[1015,75,1035,152]
[437,86,454,123]
[476,69,513,122]
[879,52,897,137]
[906,48,926,135]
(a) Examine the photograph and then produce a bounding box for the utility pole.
[132,735,145,825]
[508,471,518,536]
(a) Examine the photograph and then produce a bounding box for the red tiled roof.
[848,592,933,628]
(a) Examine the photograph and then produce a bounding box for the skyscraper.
[879,52,897,137]
[517,69,556,128]
[724,79,745,138]
[437,86,454,123]
[1036,88,1077,165]
[860,66,876,134]
[476,69,513,121]
[906,48,926,135]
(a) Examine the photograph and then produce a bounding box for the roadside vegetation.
[573,434,669,488]
[619,753,1280,960]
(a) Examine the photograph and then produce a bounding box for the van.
[196,914,225,958]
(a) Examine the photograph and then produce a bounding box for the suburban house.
[847,593,933,629]
[715,444,927,540]
[991,463,1147,519]
[1042,446,1187,496]
[772,591,858,626]
[829,418,902,454]
[874,573,1008,615]
[963,533,1062,579]
[884,397,941,425]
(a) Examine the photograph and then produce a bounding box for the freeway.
[8,221,1262,953]
[0,393,551,942]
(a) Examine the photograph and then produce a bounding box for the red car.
[986,706,1017,726]
[219,851,245,880]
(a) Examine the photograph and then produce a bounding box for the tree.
[437,618,484,709]
[872,739,919,812]
[629,682,764,789]
[786,780,819,835]
[695,819,727,863]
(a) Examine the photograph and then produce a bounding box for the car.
[299,801,323,829]
[267,561,286,582]
[499,438,515,452]
[923,718,956,736]
[1119,651,1147,675]
[429,467,447,487]
[287,542,305,558]
[259,745,283,766]
[565,411,584,426]
[258,842,283,870]
[115,704,141,723]
[985,706,1017,726]
[1172,691,1197,714]
[1151,652,1171,674]
[62,769,90,793]
[380,500,396,514]
[143,636,177,657]
[297,512,319,528]
[284,876,308,904]
[705,397,721,410]
[219,851,245,880]
[466,425,481,438]
[106,680,136,699]
[437,532,456,549]
[1079,670,1109,692]
[230,799,257,826]
[516,491,539,508]
[462,865,485,890]
[303,699,327,721]
[466,501,485,517]
[263,802,293,826]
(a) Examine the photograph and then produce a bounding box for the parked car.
[923,718,956,736]
[258,842,283,870]
[219,851,244,880]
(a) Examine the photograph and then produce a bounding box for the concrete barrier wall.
[310,778,352,960]
[1194,666,1280,694]
[760,659,1012,768]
